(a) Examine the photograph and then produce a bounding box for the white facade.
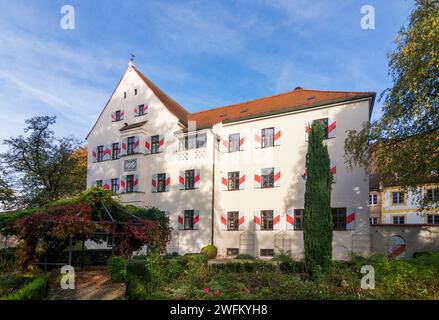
[87,62,374,259]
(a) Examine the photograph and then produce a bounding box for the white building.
[86,61,375,259]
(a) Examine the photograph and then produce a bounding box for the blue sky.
[0,0,414,146]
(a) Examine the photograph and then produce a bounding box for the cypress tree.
[303,120,333,277]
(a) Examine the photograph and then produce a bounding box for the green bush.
[1,274,49,300]
[0,248,18,273]
[125,274,149,300]
[107,256,128,283]
[234,254,255,260]
[211,261,275,273]
[411,252,439,268]
[201,245,218,260]
[0,274,30,297]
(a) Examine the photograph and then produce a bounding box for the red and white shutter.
[120,110,125,120]
[92,147,97,163]
[254,129,262,149]
[102,179,111,190]
[254,210,261,231]
[254,169,261,188]
[220,137,229,153]
[239,134,245,151]
[220,172,228,191]
[274,167,281,187]
[151,174,158,193]
[220,212,228,231]
[305,122,311,141]
[111,111,116,122]
[193,210,200,230]
[145,136,151,155]
[286,210,295,230]
[346,208,356,230]
[165,174,170,192]
[273,210,281,230]
[103,145,112,161]
[194,169,200,189]
[179,171,185,190]
[178,211,184,230]
[133,136,140,153]
[119,176,126,193]
[134,106,139,116]
[238,212,245,231]
[158,134,165,152]
[274,127,281,146]
[330,161,337,183]
[328,117,336,138]
[239,171,245,190]
[133,174,139,192]
[120,137,128,156]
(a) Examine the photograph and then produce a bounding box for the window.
[227,211,239,231]
[115,110,122,121]
[427,214,439,224]
[262,127,274,148]
[185,170,195,190]
[369,217,379,225]
[392,192,405,205]
[332,208,346,230]
[228,172,240,191]
[184,210,194,230]
[126,175,134,193]
[179,133,207,151]
[151,135,160,154]
[369,193,378,205]
[294,209,304,230]
[123,92,126,99]
[260,249,274,257]
[111,178,119,193]
[97,146,104,162]
[261,210,274,230]
[127,136,136,155]
[137,104,146,116]
[261,168,274,188]
[96,180,103,187]
[427,189,438,202]
[157,173,166,193]
[112,143,120,160]
[318,118,329,139]
[229,133,240,152]
[227,248,239,256]
[134,89,137,95]
[393,216,405,225]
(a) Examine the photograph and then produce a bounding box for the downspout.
[211,132,216,245]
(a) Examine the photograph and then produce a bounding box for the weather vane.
[130,53,135,62]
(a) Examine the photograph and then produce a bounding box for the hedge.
[210,261,275,273]
[1,274,49,300]
[107,256,128,283]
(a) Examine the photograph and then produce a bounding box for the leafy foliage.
[345,0,439,208]
[303,120,333,277]
[0,116,87,207]
[201,245,218,259]
[0,274,49,300]
[107,256,128,283]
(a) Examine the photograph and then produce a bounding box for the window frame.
[228,171,240,191]
[126,175,134,193]
[391,192,405,205]
[227,211,239,231]
[112,143,120,160]
[427,189,438,202]
[228,133,240,152]
[157,173,166,193]
[261,210,274,231]
[127,136,136,155]
[96,180,103,187]
[427,214,439,225]
[294,209,304,230]
[111,178,119,193]
[138,104,145,116]
[369,193,378,206]
[115,110,122,121]
[261,127,274,148]
[97,145,104,162]
[261,167,275,189]
[392,215,406,225]
[185,170,195,190]
[184,210,194,230]
[151,135,160,154]
[369,217,379,225]
[332,207,347,230]
[260,249,274,257]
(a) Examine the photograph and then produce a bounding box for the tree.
[345,0,439,208]
[303,120,333,277]
[1,116,87,207]
[0,168,15,210]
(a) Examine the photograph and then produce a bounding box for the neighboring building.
[87,60,375,259]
